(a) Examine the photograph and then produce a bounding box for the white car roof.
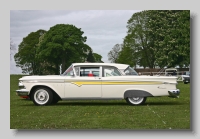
[72,63,129,70]
[165,68,177,71]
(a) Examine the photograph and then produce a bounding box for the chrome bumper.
[16,89,29,96]
[168,89,180,98]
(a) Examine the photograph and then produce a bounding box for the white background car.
[16,63,180,106]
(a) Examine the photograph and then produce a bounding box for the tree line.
[108,10,190,68]
[14,24,103,75]
[14,10,190,75]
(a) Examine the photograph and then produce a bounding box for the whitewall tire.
[31,88,53,106]
[126,97,147,106]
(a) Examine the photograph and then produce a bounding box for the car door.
[101,66,124,98]
[64,66,102,98]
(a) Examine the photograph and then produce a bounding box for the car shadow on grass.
[54,101,183,106]
[19,100,183,107]
[145,101,183,106]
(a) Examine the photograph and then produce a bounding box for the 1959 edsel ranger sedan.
[16,63,180,106]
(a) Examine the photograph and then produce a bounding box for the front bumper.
[16,89,29,96]
[168,89,180,98]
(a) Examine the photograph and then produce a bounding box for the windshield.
[62,65,74,76]
[124,66,138,75]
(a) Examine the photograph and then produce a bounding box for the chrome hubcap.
[34,89,49,105]
[128,97,144,105]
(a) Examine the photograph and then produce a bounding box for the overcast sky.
[10,10,141,74]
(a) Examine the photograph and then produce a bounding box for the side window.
[79,67,100,77]
[103,66,121,77]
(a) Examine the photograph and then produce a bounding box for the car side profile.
[16,63,180,106]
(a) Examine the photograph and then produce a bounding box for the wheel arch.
[29,85,61,101]
[124,90,153,99]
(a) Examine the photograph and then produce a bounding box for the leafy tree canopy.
[93,53,103,63]
[14,29,46,74]
[38,24,91,74]
[86,50,95,62]
[111,10,190,69]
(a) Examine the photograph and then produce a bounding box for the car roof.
[72,63,129,70]
[165,68,177,71]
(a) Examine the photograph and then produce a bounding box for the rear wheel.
[126,97,147,106]
[31,87,53,106]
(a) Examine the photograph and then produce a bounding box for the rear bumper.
[16,89,29,96]
[168,89,180,98]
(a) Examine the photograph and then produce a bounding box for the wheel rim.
[34,89,49,105]
[128,97,144,105]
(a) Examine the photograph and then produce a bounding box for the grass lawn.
[10,75,190,129]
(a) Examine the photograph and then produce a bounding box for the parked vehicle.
[165,68,177,76]
[182,71,190,84]
[16,63,180,106]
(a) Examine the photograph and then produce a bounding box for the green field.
[10,75,190,129]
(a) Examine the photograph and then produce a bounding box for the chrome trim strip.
[23,80,64,83]
[163,82,178,85]
[62,98,123,100]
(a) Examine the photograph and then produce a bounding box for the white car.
[16,63,180,106]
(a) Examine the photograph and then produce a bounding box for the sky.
[10,10,141,74]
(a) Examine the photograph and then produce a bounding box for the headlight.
[18,81,26,89]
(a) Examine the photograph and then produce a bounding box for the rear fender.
[124,90,153,98]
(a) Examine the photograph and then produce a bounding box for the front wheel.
[126,97,147,106]
[31,87,53,106]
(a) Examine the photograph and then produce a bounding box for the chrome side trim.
[163,82,178,85]
[62,97,123,100]
[23,80,64,83]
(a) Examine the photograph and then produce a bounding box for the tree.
[116,10,190,69]
[14,30,46,74]
[122,11,156,68]
[38,24,91,74]
[86,50,95,62]
[146,10,190,68]
[108,44,122,63]
[93,53,103,63]
[117,45,137,67]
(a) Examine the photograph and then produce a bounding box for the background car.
[182,71,190,84]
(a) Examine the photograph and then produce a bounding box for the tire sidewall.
[126,97,147,106]
[31,87,53,106]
